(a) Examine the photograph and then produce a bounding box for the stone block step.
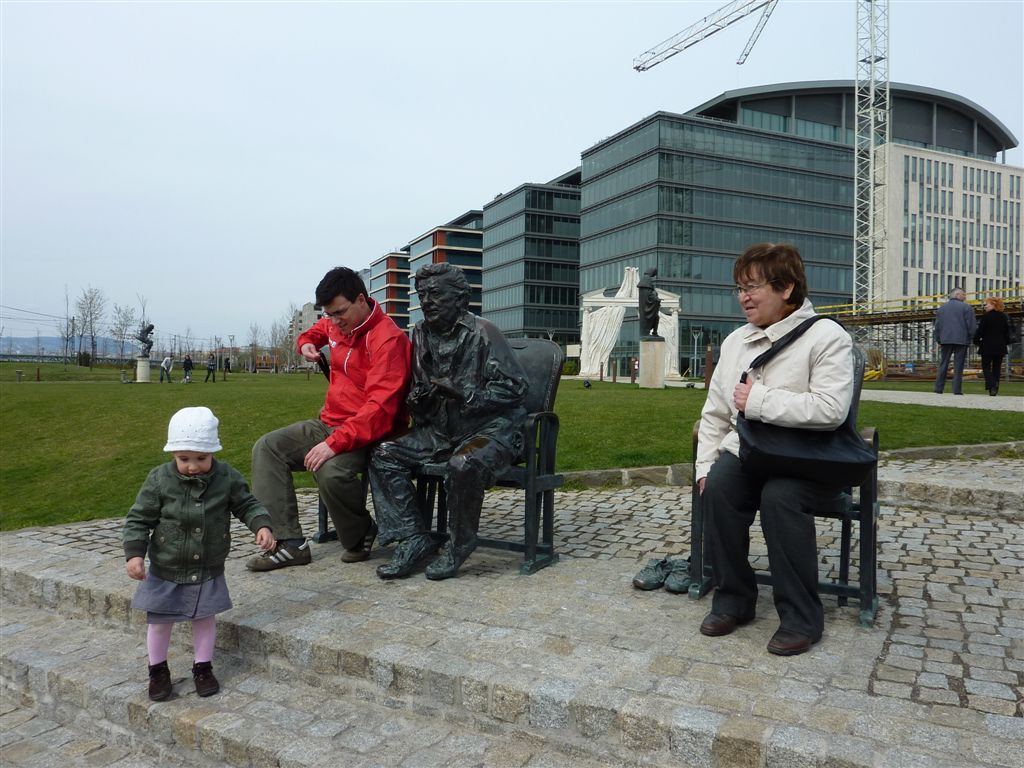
[3,523,1018,768]
[0,602,626,768]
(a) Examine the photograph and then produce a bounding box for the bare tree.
[56,286,74,368]
[109,303,138,363]
[75,286,107,367]
[248,323,264,372]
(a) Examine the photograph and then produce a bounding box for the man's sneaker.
[246,541,311,571]
[341,520,378,563]
[663,557,693,594]
[632,557,672,590]
[192,661,220,697]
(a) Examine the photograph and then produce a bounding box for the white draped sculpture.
[579,267,680,378]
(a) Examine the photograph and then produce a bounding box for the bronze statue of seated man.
[369,263,527,580]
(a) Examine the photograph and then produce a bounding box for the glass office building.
[482,169,581,345]
[405,211,484,327]
[580,81,1019,374]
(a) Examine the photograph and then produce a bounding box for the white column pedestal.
[638,339,665,389]
[136,357,152,383]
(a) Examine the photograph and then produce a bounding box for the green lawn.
[1,363,1021,530]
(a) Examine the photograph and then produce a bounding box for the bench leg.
[688,483,714,599]
[312,496,338,543]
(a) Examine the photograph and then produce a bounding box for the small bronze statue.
[369,263,528,581]
[135,323,155,358]
[638,267,662,339]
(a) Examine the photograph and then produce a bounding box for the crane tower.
[634,0,890,318]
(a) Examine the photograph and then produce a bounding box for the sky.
[2,0,1022,348]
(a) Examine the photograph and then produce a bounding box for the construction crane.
[634,0,890,318]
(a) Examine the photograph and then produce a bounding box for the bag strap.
[740,316,835,384]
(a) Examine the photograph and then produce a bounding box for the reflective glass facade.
[483,177,581,345]
[580,112,854,372]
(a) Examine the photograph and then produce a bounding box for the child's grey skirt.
[132,572,232,624]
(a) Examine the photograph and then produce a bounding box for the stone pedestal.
[638,338,665,389]
[135,357,151,383]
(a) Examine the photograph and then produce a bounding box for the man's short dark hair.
[315,267,368,308]
[414,262,470,313]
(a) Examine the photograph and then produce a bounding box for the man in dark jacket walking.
[933,287,977,395]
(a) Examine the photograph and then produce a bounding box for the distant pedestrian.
[223,356,231,376]
[123,407,275,702]
[973,297,1013,396]
[933,287,976,395]
[159,356,173,383]
[181,354,194,383]
[204,353,216,383]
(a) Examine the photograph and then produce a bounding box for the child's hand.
[255,527,276,552]
[126,557,146,581]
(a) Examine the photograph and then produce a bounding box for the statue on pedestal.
[135,323,155,358]
[638,267,662,339]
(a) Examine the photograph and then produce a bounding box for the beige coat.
[695,299,854,483]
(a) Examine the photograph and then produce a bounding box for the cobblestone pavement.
[2,453,1021,766]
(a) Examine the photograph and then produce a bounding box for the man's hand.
[255,527,276,552]
[299,342,320,362]
[304,440,337,472]
[126,557,146,581]
[733,378,753,412]
[697,478,706,496]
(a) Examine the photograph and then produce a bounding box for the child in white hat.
[123,406,276,701]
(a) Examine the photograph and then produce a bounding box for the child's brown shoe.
[192,661,220,697]
[148,661,172,701]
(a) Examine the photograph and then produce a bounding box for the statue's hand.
[430,377,464,402]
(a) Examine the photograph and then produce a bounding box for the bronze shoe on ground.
[375,534,437,580]
[425,538,478,581]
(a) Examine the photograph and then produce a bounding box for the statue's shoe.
[375,534,437,580]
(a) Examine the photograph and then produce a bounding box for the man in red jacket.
[247,267,411,571]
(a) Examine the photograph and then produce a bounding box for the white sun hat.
[164,406,222,453]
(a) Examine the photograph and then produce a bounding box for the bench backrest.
[509,338,565,415]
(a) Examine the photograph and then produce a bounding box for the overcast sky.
[3,0,1022,346]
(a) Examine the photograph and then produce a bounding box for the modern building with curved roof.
[688,81,1018,162]
[575,80,1021,372]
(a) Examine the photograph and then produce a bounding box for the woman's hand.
[733,378,753,412]
[126,557,146,581]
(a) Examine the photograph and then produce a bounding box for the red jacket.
[296,300,411,455]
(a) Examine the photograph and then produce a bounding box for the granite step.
[3,534,1015,768]
[0,601,629,768]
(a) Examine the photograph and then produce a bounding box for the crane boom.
[737,0,778,64]
[634,0,776,71]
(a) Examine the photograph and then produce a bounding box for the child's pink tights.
[147,616,216,665]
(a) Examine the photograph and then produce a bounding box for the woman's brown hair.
[733,243,807,307]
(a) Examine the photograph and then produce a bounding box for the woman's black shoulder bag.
[735,316,877,489]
